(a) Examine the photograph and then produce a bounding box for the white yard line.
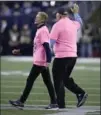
[1,56,100,63]
[1,71,29,76]
[1,85,100,90]
[74,66,100,71]
[1,77,100,81]
[1,92,100,96]
[1,66,100,77]
[1,79,100,82]
[1,80,100,85]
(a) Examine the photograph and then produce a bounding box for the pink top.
[50,17,80,58]
[33,26,49,66]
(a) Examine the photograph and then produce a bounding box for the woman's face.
[34,13,43,24]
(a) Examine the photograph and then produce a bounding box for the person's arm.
[74,13,83,26]
[71,3,83,28]
[50,39,56,49]
[50,23,59,49]
[40,30,52,63]
[43,42,52,63]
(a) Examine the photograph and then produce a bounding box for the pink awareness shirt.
[50,17,80,58]
[33,26,49,66]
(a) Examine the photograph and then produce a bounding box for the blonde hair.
[38,12,48,23]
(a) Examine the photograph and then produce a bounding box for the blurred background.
[0,1,101,57]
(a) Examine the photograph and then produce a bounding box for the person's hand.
[12,49,20,55]
[71,3,79,13]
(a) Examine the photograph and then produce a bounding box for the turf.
[0,57,100,115]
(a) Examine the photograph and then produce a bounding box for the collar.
[37,23,45,29]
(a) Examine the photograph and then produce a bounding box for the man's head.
[35,12,48,25]
[56,3,79,21]
[56,8,68,21]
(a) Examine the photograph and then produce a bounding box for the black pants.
[52,57,85,108]
[19,64,56,104]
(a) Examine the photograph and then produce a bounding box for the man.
[50,4,88,108]
[9,12,58,110]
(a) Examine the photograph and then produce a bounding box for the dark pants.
[52,57,85,108]
[19,64,56,104]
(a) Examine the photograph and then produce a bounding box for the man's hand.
[71,3,79,13]
[12,49,20,55]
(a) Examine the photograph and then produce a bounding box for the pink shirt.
[33,26,49,66]
[50,17,80,58]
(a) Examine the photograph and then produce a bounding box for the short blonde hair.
[38,12,48,23]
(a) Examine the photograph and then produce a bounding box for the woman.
[9,12,58,110]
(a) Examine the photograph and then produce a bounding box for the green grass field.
[0,57,100,115]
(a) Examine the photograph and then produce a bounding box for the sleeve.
[74,13,83,26]
[73,13,83,30]
[43,42,52,63]
[50,24,59,40]
[40,30,49,44]
[50,39,56,48]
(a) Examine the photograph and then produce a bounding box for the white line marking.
[1,71,29,76]
[1,85,100,90]
[1,66,100,77]
[1,92,100,97]
[1,81,100,85]
[74,66,100,71]
[1,78,100,81]
[2,56,100,63]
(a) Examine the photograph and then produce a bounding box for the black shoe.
[9,100,24,109]
[77,93,88,107]
[45,104,59,110]
[58,104,66,109]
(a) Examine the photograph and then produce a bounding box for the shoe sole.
[77,93,88,107]
[9,100,24,110]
